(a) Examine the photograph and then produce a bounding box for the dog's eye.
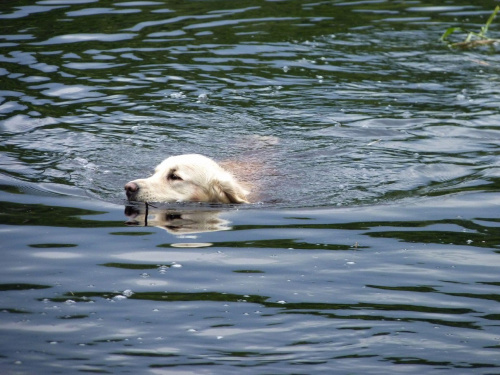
[168,172,182,181]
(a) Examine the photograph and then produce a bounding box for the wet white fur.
[126,154,249,204]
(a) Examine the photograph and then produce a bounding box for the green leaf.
[440,27,463,41]
[481,5,500,37]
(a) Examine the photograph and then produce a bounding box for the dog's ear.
[213,178,249,204]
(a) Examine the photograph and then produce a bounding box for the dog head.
[124,154,249,204]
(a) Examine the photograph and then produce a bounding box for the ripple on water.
[1,3,500,372]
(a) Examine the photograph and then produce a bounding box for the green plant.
[440,5,500,48]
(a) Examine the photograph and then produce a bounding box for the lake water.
[1,0,500,374]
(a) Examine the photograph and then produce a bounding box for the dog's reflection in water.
[124,204,231,234]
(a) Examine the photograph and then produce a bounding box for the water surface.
[1,0,500,374]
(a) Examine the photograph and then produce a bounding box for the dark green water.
[1,1,500,374]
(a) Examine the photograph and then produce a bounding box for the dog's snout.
[125,182,139,192]
[124,182,139,200]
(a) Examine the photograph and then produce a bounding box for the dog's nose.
[124,182,139,199]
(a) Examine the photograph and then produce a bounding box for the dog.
[124,154,250,204]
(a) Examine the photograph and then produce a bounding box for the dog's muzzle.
[124,182,139,200]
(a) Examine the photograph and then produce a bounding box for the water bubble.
[122,289,134,297]
[276,300,286,304]
[74,157,88,165]
[170,92,186,99]
[140,273,150,278]
[197,93,208,103]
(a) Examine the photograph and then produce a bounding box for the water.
[1,1,500,374]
